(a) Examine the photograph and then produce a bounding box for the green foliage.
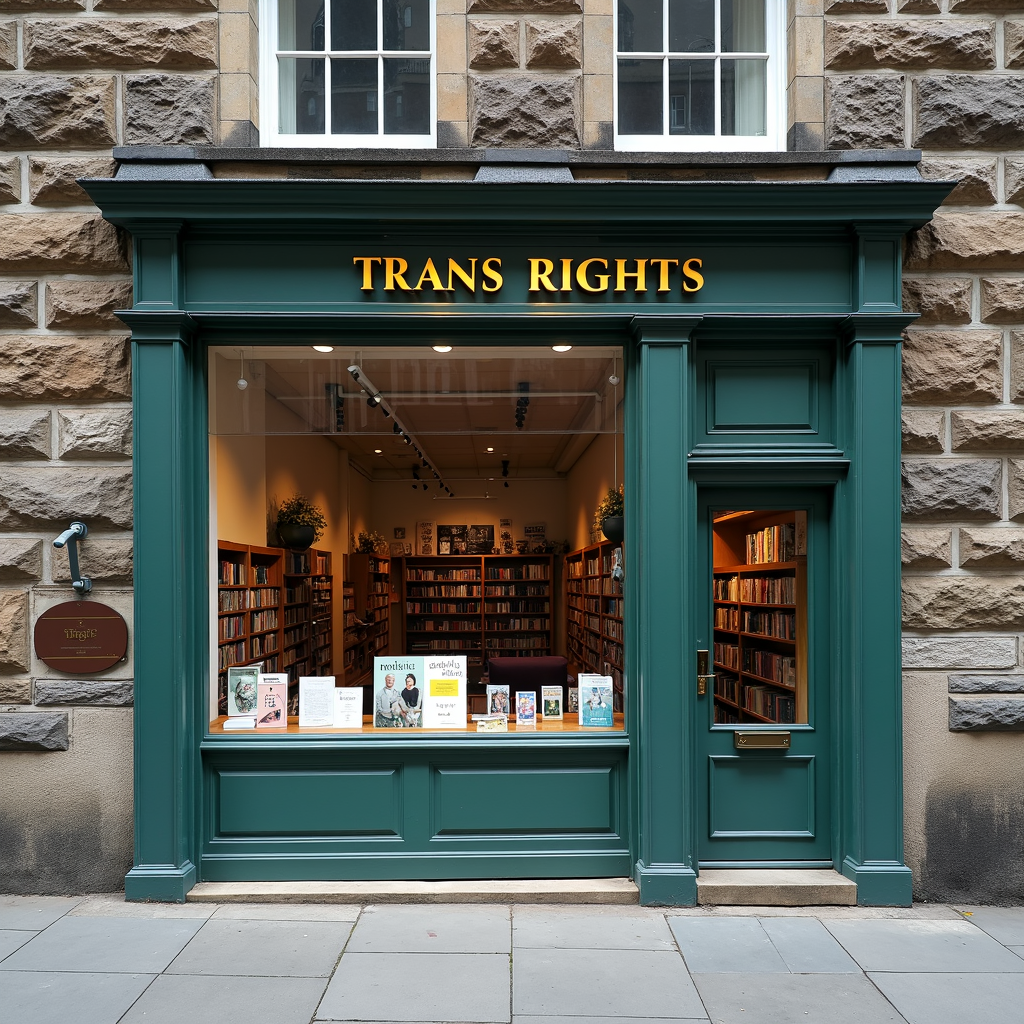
[594,485,624,527]
[276,495,327,542]
[356,530,388,555]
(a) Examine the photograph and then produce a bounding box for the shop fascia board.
[83,177,954,234]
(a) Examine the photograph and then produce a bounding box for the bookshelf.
[216,541,332,715]
[564,541,624,708]
[711,511,807,726]
[403,554,553,673]
[348,553,391,682]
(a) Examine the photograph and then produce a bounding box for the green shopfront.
[87,162,949,905]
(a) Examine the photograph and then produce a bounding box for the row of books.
[406,601,479,613]
[714,606,740,630]
[484,565,549,580]
[486,637,550,650]
[714,641,740,670]
[218,560,245,585]
[742,649,796,685]
[407,585,481,597]
[485,618,550,631]
[286,581,311,604]
[742,610,796,640]
[484,600,550,613]
[715,673,796,722]
[407,568,481,581]
[406,619,480,632]
[745,523,796,565]
[713,575,795,604]
[486,584,547,596]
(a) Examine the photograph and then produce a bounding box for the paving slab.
[513,905,677,950]
[348,904,510,953]
[664,905,962,920]
[0,916,204,974]
[668,917,788,973]
[212,903,362,922]
[957,906,1024,945]
[69,894,217,920]
[867,971,1024,1024]
[0,894,82,930]
[119,973,328,1024]
[0,969,155,1024]
[759,917,861,973]
[513,947,707,1019]
[166,919,353,977]
[0,929,35,962]
[692,972,907,1024]
[824,919,1024,973]
[318,951,511,1022]
[513,1018,701,1023]
[1011,946,1024,961]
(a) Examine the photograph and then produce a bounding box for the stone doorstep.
[696,869,858,907]
[186,877,641,904]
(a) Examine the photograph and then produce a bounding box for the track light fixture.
[515,382,530,430]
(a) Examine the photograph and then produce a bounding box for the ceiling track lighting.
[348,363,454,497]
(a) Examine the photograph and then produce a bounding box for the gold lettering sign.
[353,256,703,296]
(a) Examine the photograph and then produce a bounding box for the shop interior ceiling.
[212,347,623,481]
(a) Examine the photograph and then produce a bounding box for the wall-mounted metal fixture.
[53,521,92,596]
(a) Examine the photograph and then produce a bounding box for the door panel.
[697,487,832,864]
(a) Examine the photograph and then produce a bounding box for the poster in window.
[466,524,495,555]
[416,521,435,556]
[437,524,468,555]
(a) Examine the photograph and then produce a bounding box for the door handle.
[696,649,713,696]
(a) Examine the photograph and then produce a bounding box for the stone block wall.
[823,0,1024,902]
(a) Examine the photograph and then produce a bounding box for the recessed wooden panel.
[708,755,815,837]
[432,765,618,836]
[217,769,401,837]
[708,362,817,433]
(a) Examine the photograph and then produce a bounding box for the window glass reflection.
[279,0,326,50]
[669,59,714,135]
[722,0,765,52]
[618,0,663,52]
[384,0,430,50]
[384,57,430,134]
[279,57,326,133]
[668,0,714,53]
[331,58,378,133]
[722,58,766,135]
[331,0,377,51]
[618,58,663,134]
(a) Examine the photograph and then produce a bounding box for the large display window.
[208,344,626,737]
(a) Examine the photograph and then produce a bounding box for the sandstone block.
[902,410,945,453]
[24,17,217,71]
[901,459,1001,521]
[0,590,30,673]
[0,466,132,529]
[46,280,131,330]
[903,635,1017,670]
[901,277,971,325]
[0,20,16,71]
[0,678,30,703]
[904,575,1024,630]
[825,0,888,10]
[52,537,132,582]
[0,337,130,401]
[1011,331,1024,402]
[1007,20,1024,69]
[29,157,116,205]
[34,679,133,706]
[0,157,19,204]
[948,696,1024,731]
[0,75,116,147]
[0,539,43,582]
[0,214,127,273]
[902,330,1002,405]
[0,712,68,750]
[526,18,582,68]
[950,0,1024,9]
[898,0,939,11]
[0,282,39,328]
[952,410,1024,452]
[0,409,51,459]
[981,278,1024,324]
[124,74,215,145]
[1007,457,1024,520]
[825,21,994,72]
[470,0,581,10]
[915,76,1024,149]
[919,157,997,206]
[905,213,1024,272]
[57,408,132,459]
[959,527,1024,568]
[948,674,1024,693]
[470,74,580,148]
[1007,159,1024,205]
[468,19,520,69]
[901,527,952,568]
[825,75,904,149]
[95,0,215,8]
[0,0,83,7]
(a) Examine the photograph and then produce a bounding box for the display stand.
[565,542,624,705]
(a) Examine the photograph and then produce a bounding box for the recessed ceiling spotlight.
[373,449,383,454]
[552,344,572,353]
[485,446,494,452]
[432,345,453,353]
[312,345,334,353]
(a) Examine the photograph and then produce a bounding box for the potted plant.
[595,485,624,544]
[355,530,388,555]
[276,495,327,551]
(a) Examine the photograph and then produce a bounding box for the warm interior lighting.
[432,345,453,353]
[312,345,334,353]
[552,344,572,352]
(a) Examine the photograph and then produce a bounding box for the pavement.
[1,895,1023,1024]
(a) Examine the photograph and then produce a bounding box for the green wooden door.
[696,486,833,866]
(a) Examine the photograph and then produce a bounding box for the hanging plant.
[594,485,625,544]
[276,495,327,549]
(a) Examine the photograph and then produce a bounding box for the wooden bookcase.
[215,540,332,714]
[402,554,553,674]
[564,542,624,706]
[347,553,391,683]
[711,511,807,725]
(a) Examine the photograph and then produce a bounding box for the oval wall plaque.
[34,601,128,674]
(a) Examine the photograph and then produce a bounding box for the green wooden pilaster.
[630,316,701,905]
[124,310,201,902]
[839,313,915,906]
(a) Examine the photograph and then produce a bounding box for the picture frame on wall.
[466,524,495,555]
[416,521,435,556]
[499,518,514,554]
[438,524,468,555]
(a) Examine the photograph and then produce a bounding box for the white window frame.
[614,0,786,152]
[260,0,437,148]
